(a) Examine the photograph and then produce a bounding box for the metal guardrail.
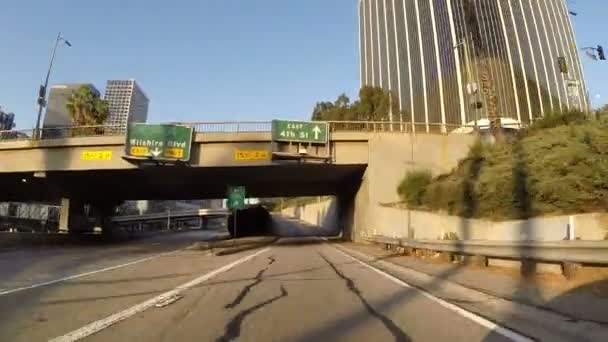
[0,202,60,222]
[186,121,272,133]
[366,235,608,265]
[0,120,527,143]
[111,208,231,223]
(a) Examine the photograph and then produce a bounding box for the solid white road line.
[49,247,271,342]
[0,250,183,297]
[328,245,533,342]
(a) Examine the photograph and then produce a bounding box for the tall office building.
[0,108,15,131]
[42,83,100,137]
[359,0,588,130]
[104,80,149,130]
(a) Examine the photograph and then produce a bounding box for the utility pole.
[35,32,72,140]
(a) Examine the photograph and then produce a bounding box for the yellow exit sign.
[234,150,270,161]
[81,151,112,161]
[164,148,184,159]
[129,146,149,157]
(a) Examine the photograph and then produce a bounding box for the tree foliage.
[311,86,402,122]
[596,104,608,119]
[66,86,109,126]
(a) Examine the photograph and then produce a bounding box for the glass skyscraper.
[359,0,589,130]
[104,80,149,131]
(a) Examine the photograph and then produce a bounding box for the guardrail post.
[464,255,488,267]
[440,252,454,262]
[521,259,537,278]
[562,262,580,280]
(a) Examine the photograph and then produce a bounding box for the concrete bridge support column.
[58,198,95,233]
[92,201,119,236]
[58,198,71,233]
[59,198,118,234]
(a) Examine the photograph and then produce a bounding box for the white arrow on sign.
[312,126,322,140]
[151,148,162,157]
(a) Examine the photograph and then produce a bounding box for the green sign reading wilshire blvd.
[125,124,194,162]
[271,120,329,144]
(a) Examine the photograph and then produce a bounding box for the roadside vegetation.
[311,86,403,122]
[398,110,608,220]
[66,85,110,136]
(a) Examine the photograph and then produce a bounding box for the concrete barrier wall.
[282,200,608,242]
[361,206,608,241]
[280,198,338,231]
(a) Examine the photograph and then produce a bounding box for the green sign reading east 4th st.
[272,120,329,144]
[227,186,246,210]
[125,124,194,162]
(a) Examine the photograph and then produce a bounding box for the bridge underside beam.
[0,164,366,202]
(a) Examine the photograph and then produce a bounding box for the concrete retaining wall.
[283,200,608,242]
[280,198,338,231]
[361,206,607,241]
[367,134,476,204]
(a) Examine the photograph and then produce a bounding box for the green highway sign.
[227,186,246,210]
[125,124,194,162]
[272,120,329,144]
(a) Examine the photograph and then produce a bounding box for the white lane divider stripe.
[49,247,271,342]
[0,250,183,297]
[329,245,533,342]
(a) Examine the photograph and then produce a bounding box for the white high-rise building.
[104,80,149,130]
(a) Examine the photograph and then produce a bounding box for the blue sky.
[0,0,605,129]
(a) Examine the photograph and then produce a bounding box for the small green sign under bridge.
[227,186,246,210]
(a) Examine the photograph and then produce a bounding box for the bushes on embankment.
[398,111,608,220]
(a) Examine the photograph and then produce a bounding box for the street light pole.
[34,32,71,139]
[455,37,478,131]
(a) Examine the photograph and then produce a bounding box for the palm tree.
[66,86,109,136]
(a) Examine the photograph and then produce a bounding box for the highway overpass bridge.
[0,122,372,201]
[0,121,475,236]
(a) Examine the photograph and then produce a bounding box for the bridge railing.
[185,121,272,133]
[0,121,527,142]
[0,125,126,142]
[327,121,459,133]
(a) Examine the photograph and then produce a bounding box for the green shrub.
[529,110,588,132]
[398,170,433,206]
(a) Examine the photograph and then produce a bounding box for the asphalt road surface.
[0,228,531,342]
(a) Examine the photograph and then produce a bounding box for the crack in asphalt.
[319,252,412,342]
[224,256,276,309]
[216,284,288,342]
[224,268,268,309]
[268,256,276,265]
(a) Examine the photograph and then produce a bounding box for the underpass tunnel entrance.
[226,195,347,239]
[1,163,366,236]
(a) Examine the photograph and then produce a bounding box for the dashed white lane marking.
[0,250,183,297]
[328,244,533,342]
[49,247,271,342]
